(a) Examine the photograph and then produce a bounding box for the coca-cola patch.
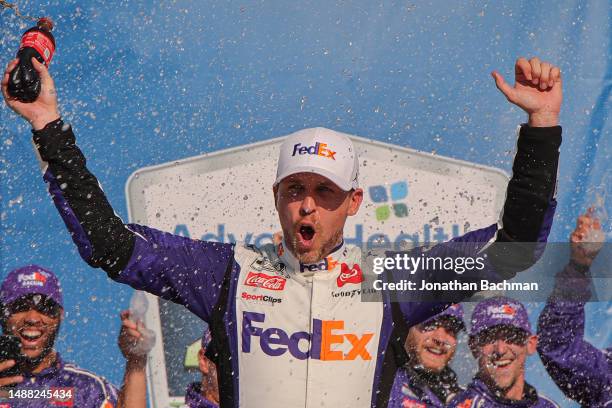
[337,263,364,287]
[244,271,286,291]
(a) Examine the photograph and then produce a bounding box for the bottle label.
[20,31,55,66]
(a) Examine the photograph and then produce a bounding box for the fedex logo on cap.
[292,142,336,160]
[242,311,373,361]
[487,304,517,319]
[17,271,48,287]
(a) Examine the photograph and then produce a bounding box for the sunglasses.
[421,317,465,336]
[6,294,62,318]
[474,326,529,346]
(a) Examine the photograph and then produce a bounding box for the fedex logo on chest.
[242,311,373,361]
[299,256,338,272]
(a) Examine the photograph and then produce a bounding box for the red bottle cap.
[37,17,54,32]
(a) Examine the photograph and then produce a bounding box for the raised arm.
[537,212,611,406]
[437,57,562,258]
[490,56,561,244]
[2,58,233,322]
[395,57,562,325]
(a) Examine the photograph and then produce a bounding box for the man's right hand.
[570,210,604,267]
[0,359,24,387]
[118,311,155,364]
[2,58,60,130]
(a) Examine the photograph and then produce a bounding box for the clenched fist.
[2,57,60,130]
[492,57,562,127]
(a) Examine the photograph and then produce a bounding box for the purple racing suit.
[387,365,462,407]
[184,382,218,408]
[31,119,561,407]
[0,354,118,408]
[537,261,612,407]
[448,378,559,408]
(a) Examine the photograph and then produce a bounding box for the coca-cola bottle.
[7,17,56,103]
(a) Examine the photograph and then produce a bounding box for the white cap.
[275,127,359,191]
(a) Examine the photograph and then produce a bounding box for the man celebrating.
[537,211,611,407]
[2,55,562,407]
[450,297,558,408]
[0,265,118,407]
[388,304,465,407]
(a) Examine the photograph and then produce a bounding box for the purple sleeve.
[448,387,479,408]
[537,263,612,406]
[394,223,497,325]
[397,204,554,326]
[397,124,560,326]
[32,119,233,322]
[34,119,137,275]
[115,224,234,322]
[185,381,219,408]
[71,368,119,408]
[387,368,409,408]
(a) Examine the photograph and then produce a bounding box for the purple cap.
[0,265,63,308]
[423,303,465,329]
[201,325,212,350]
[469,297,531,337]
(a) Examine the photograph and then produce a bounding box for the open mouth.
[490,358,513,369]
[298,224,316,243]
[424,343,452,358]
[425,346,445,356]
[18,328,44,347]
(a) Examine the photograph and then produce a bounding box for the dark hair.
[0,302,7,332]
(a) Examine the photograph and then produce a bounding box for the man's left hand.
[492,57,562,127]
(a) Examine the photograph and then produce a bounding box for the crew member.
[0,265,118,407]
[388,304,465,407]
[450,297,558,408]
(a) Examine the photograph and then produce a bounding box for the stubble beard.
[289,228,343,265]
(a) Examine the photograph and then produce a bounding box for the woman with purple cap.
[388,304,466,407]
